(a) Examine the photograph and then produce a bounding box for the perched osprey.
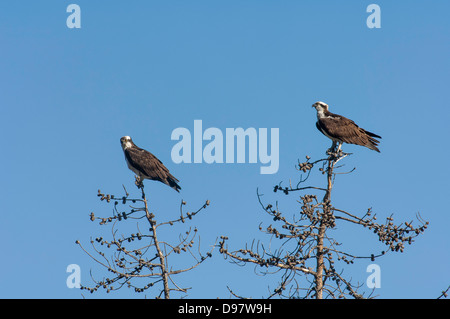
[312,101,381,152]
[120,136,181,192]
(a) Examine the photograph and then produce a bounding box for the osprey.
[312,101,381,152]
[120,136,181,192]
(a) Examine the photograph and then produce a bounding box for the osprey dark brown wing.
[317,115,381,152]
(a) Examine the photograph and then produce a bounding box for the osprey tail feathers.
[366,142,381,153]
[166,175,181,193]
[363,135,381,153]
[362,129,381,152]
[363,129,382,139]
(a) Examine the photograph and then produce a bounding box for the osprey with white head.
[312,101,381,152]
[120,136,181,192]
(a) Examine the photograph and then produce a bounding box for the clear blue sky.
[0,1,449,298]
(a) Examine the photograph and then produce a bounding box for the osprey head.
[120,136,133,150]
[312,101,329,112]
